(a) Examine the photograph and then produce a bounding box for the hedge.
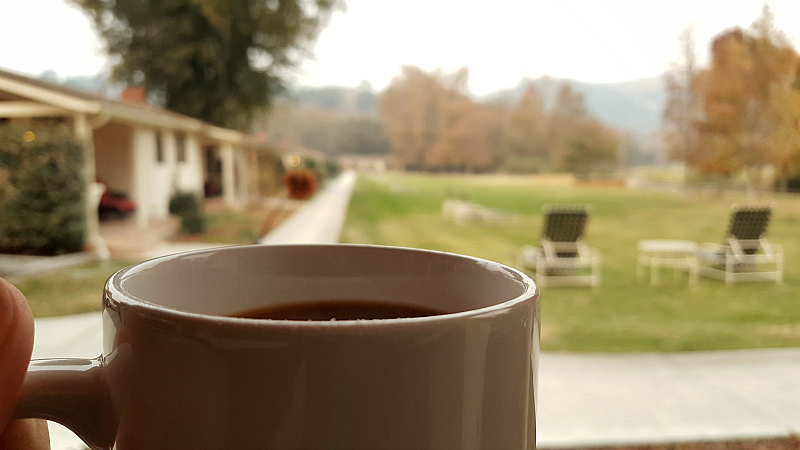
[0,123,86,255]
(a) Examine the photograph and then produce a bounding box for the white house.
[0,68,268,255]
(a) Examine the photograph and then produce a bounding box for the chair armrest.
[517,245,541,268]
[542,239,583,259]
[696,243,727,262]
[760,239,778,256]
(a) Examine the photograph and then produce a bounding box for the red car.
[97,179,136,220]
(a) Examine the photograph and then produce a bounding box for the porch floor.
[99,216,180,260]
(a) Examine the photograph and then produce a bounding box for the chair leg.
[725,255,733,286]
[637,254,644,283]
[536,258,546,288]
[651,257,659,286]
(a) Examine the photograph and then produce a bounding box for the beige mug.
[14,244,539,449]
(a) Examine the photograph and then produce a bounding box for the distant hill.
[285,85,379,116]
[292,76,666,139]
[40,70,665,140]
[36,70,125,99]
[481,76,665,139]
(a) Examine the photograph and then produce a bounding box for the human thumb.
[0,277,35,435]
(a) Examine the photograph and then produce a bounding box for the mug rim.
[104,243,538,328]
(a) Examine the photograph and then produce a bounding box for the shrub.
[169,192,199,215]
[179,210,207,234]
[283,169,318,200]
[169,192,207,234]
[499,156,553,174]
[325,159,342,177]
[0,124,86,255]
[303,158,326,181]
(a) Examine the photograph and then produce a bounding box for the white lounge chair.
[517,206,600,287]
[695,205,783,284]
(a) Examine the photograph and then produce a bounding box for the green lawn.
[14,259,135,318]
[341,172,800,352]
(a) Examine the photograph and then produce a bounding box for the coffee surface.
[230,299,446,321]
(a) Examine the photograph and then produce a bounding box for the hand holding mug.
[0,278,49,449]
[11,245,539,449]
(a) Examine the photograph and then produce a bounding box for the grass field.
[341,172,800,352]
[13,259,134,317]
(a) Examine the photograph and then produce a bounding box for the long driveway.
[29,170,800,449]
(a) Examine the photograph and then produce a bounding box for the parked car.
[97,179,136,220]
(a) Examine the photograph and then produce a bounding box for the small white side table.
[637,240,698,285]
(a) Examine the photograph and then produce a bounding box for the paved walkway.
[24,170,800,449]
[537,349,800,448]
[258,170,356,245]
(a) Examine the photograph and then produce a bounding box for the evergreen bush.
[169,192,199,216]
[168,191,207,234]
[180,210,207,234]
[0,124,86,255]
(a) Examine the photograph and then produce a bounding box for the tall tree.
[662,26,700,167]
[564,118,620,176]
[748,5,800,189]
[71,0,341,129]
[692,30,753,178]
[427,102,503,171]
[685,5,800,188]
[553,84,588,119]
[505,85,547,160]
[770,69,800,190]
[378,67,620,173]
[378,66,471,169]
[547,84,585,167]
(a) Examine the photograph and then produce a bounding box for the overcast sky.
[2,0,800,95]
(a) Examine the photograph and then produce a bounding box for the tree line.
[377,66,620,174]
[663,5,800,190]
[257,101,390,156]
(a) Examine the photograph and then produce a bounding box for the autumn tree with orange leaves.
[378,66,619,174]
[664,5,800,190]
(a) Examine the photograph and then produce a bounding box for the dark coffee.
[230,300,446,321]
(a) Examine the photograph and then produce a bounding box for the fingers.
[0,278,35,436]
[0,418,50,450]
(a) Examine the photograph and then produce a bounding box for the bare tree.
[662,25,699,181]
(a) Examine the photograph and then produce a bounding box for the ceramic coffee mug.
[14,244,539,449]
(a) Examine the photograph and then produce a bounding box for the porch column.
[131,126,151,229]
[247,151,259,199]
[73,113,108,259]
[236,150,250,201]
[221,142,236,205]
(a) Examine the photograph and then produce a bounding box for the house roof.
[0,67,262,147]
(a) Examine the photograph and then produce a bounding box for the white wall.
[128,127,209,227]
[221,143,235,205]
[235,149,250,200]
[131,127,243,227]
[131,126,154,228]
[93,123,133,194]
[175,133,204,198]
[147,129,174,220]
[130,127,185,225]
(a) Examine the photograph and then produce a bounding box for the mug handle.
[12,357,116,450]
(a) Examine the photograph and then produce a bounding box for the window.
[176,133,187,163]
[155,131,164,163]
